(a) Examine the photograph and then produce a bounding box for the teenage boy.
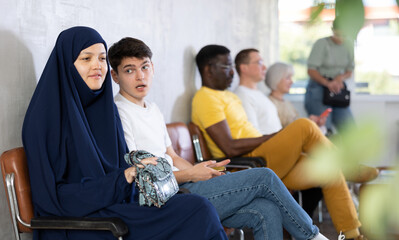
[108,37,328,240]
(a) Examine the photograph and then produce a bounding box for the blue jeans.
[305,80,355,132]
[180,168,319,240]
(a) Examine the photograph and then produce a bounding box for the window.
[279,0,399,95]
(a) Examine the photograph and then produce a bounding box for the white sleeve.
[153,104,172,148]
[162,121,172,149]
[236,92,260,131]
[117,106,137,152]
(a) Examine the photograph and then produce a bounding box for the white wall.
[0,0,278,238]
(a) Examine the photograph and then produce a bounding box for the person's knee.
[293,118,314,127]
[247,168,279,183]
[292,118,320,134]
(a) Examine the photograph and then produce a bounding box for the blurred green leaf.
[304,117,399,238]
[309,3,325,24]
[360,168,399,239]
[305,118,385,183]
[335,0,365,40]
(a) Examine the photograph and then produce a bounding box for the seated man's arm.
[167,146,229,184]
[206,120,275,158]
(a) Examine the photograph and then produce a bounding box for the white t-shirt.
[114,93,179,171]
[234,85,282,135]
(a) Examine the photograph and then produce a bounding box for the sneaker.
[312,233,329,239]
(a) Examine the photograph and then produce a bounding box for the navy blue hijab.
[22,26,131,217]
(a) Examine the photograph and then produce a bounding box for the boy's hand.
[208,159,230,170]
[189,159,230,182]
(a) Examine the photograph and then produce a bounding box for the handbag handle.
[124,150,156,167]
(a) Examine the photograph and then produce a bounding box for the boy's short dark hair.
[108,37,152,72]
[234,48,259,75]
[195,45,230,75]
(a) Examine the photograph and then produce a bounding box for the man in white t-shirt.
[233,48,282,135]
[108,38,328,240]
[234,49,325,218]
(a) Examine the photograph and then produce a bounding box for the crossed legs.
[247,118,360,233]
[181,168,320,240]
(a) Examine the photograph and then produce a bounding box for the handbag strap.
[124,150,156,167]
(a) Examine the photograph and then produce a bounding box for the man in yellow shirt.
[192,44,373,240]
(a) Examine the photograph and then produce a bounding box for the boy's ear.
[111,69,119,84]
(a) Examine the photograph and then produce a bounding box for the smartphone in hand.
[320,108,332,118]
[212,166,226,172]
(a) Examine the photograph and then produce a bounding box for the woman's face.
[74,43,108,90]
[276,73,293,94]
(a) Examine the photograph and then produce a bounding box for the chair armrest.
[190,134,266,168]
[216,157,266,168]
[226,164,252,171]
[231,157,266,167]
[31,216,128,238]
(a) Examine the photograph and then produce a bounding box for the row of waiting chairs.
[1,122,264,240]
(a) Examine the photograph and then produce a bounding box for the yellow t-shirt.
[191,86,262,158]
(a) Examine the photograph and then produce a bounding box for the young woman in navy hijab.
[22,26,227,240]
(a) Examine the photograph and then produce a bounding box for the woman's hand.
[124,167,137,184]
[326,80,344,94]
[334,74,345,83]
[309,114,327,127]
[124,157,158,184]
[327,74,346,94]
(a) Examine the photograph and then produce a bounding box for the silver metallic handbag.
[124,150,179,208]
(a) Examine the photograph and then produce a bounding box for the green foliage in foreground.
[304,118,399,238]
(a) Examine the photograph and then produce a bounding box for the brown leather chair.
[166,122,197,165]
[0,147,128,240]
[188,122,266,168]
[166,122,254,170]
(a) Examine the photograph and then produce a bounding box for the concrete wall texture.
[0,0,278,238]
